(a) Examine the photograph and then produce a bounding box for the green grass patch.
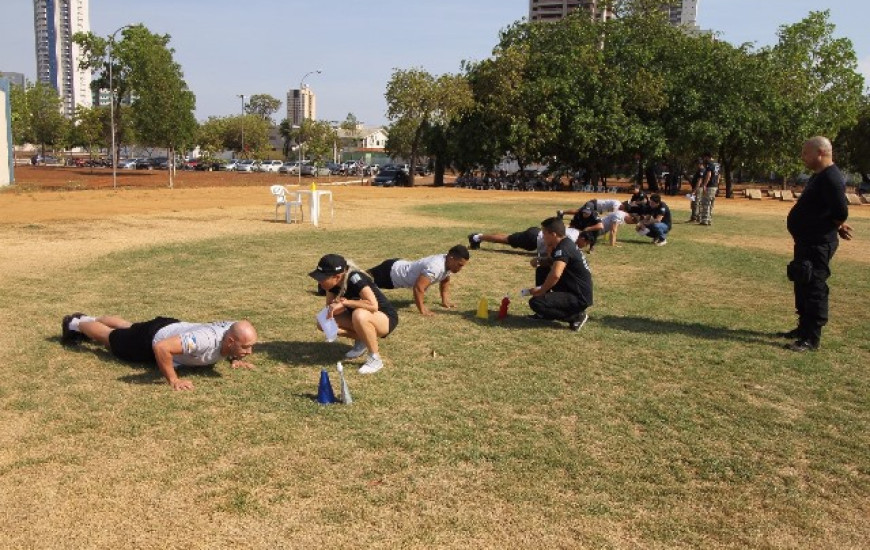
[1,200,868,548]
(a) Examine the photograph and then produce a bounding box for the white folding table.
[292,189,334,227]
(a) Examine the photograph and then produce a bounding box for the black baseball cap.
[309,254,347,281]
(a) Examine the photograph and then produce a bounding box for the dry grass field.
[1,166,868,549]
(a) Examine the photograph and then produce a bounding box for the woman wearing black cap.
[309,254,398,374]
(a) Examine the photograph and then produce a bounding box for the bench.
[746,189,763,200]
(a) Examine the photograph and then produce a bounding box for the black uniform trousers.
[530,266,587,321]
[792,241,838,345]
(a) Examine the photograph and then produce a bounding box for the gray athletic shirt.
[152,321,234,367]
[390,254,449,288]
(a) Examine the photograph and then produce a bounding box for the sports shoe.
[467,233,480,250]
[359,355,384,374]
[775,328,801,339]
[655,239,667,247]
[345,340,368,359]
[61,312,86,345]
[569,312,589,332]
[786,339,818,352]
[699,221,711,226]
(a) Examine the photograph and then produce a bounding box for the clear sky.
[1,1,868,127]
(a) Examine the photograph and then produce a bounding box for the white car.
[117,158,138,169]
[236,159,258,172]
[258,160,284,173]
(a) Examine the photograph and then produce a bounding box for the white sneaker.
[358,356,384,374]
[345,340,368,359]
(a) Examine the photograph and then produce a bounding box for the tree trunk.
[721,147,733,199]
[433,156,445,187]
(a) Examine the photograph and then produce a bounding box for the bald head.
[801,136,834,173]
[230,320,257,341]
[224,320,257,359]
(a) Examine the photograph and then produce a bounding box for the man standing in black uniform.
[781,136,853,352]
[524,217,593,331]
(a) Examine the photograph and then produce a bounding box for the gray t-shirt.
[602,211,627,233]
[390,254,449,288]
[152,321,234,367]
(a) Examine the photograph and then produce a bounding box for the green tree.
[340,113,359,132]
[23,82,67,159]
[833,96,870,181]
[75,24,199,184]
[246,94,282,122]
[8,81,31,146]
[197,116,229,158]
[384,68,473,185]
[70,105,107,165]
[224,115,270,158]
[765,10,865,182]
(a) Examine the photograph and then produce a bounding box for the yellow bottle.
[476,297,489,319]
[310,181,316,192]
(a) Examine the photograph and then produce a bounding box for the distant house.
[337,125,389,165]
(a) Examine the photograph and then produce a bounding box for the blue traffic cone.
[317,369,338,404]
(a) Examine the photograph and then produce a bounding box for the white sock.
[371,352,381,361]
[69,316,96,331]
[473,234,482,242]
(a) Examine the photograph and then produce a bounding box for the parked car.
[220,159,239,171]
[278,161,301,175]
[236,159,258,172]
[117,158,138,169]
[415,164,431,176]
[325,162,342,175]
[135,158,157,170]
[301,163,331,177]
[258,160,284,173]
[373,168,409,187]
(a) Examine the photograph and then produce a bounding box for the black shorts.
[385,313,399,335]
[108,316,180,363]
[507,227,540,251]
[367,259,398,289]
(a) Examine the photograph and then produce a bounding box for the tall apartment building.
[528,1,615,23]
[33,0,92,117]
[0,72,27,88]
[287,85,316,127]
[661,1,699,28]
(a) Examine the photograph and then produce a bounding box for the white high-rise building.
[287,85,316,127]
[529,1,615,22]
[661,1,699,28]
[33,0,92,117]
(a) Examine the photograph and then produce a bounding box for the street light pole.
[237,94,246,158]
[297,70,321,187]
[108,24,132,189]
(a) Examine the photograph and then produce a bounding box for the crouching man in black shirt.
[523,217,593,331]
[781,136,853,352]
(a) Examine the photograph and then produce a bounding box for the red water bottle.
[497,295,510,319]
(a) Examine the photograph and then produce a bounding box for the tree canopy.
[406,9,866,188]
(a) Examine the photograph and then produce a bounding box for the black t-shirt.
[649,201,672,230]
[787,164,849,244]
[569,211,603,232]
[330,271,398,320]
[549,238,593,305]
[691,168,704,190]
[703,160,720,186]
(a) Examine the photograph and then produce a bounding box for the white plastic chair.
[270,185,303,223]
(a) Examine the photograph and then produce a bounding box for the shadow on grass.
[47,336,224,386]
[257,339,350,367]
[430,307,573,330]
[596,314,779,346]
[118,365,222,386]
